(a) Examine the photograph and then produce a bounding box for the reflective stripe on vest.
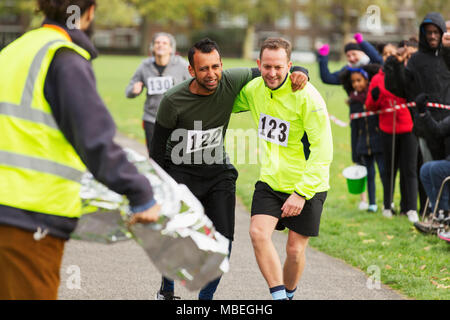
[21,39,65,108]
[0,150,84,183]
[0,102,58,129]
[0,40,65,129]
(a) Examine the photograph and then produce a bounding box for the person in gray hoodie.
[126,32,191,154]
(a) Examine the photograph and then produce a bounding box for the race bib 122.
[186,126,224,154]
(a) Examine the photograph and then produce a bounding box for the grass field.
[92,55,449,300]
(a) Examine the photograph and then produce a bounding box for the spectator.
[318,33,382,210]
[416,94,450,217]
[366,43,418,221]
[317,33,383,85]
[384,12,450,219]
[385,12,450,152]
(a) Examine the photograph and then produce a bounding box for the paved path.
[58,134,405,300]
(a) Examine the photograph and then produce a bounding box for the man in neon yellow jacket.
[233,38,333,300]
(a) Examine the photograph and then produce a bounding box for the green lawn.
[92,55,450,300]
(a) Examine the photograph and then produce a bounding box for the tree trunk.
[140,16,151,56]
[242,24,255,60]
[340,13,353,61]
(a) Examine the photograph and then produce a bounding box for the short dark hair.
[188,38,221,67]
[259,37,292,61]
[406,36,419,48]
[377,42,396,55]
[37,0,96,25]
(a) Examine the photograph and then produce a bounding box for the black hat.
[344,42,362,53]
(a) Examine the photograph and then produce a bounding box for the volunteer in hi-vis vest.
[0,2,158,300]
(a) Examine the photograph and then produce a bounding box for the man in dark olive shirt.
[150,38,309,300]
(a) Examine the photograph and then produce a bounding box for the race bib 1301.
[147,76,174,95]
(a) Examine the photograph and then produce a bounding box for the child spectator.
[318,34,383,210]
[340,64,385,212]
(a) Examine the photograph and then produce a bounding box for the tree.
[0,0,35,14]
[129,0,218,54]
[219,0,290,60]
[413,0,450,20]
[1,0,140,30]
[95,0,140,28]
[305,0,394,58]
[308,0,394,40]
[0,0,35,27]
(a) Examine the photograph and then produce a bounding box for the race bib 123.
[258,113,290,147]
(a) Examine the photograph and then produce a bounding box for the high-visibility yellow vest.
[0,25,91,218]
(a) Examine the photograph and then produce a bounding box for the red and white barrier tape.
[329,102,450,127]
[329,115,349,127]
[350,102,450,120]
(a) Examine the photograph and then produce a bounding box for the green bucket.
[342,165,367,195]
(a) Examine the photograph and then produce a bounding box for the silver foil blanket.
[72,148,230,291]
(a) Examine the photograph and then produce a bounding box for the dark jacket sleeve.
[443,47,450,71]
[149,121,173,168]
[360,40,384,65]
[419,112,450,138]
[384,56,408,99]
[44,49,154,207]
[317,54,342,85]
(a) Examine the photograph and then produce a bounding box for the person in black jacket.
[384,12,450,217]
[385,12,450,108]
[0,0,159,300]
[385,12,450,154]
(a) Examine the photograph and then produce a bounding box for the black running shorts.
[251,181,327,237]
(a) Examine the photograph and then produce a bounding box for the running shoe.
[438,231,450,244]
[359,201,369,211]
[156,290,181,300]
[382,209,393,218]
[406,210,419,223]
